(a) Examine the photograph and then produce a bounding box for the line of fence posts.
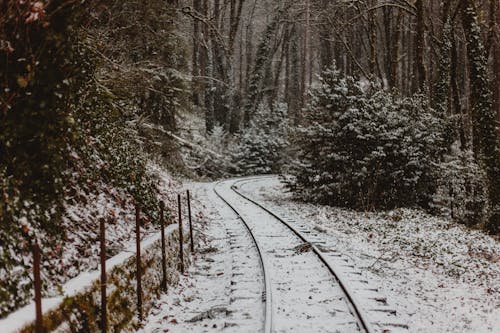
[30,190,197,332]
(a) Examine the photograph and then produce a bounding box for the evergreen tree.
[460,0,500,233]
[231,103,288,175]
[287,67,452,210]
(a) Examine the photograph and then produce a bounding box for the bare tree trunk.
[383,8,392,88]
[289,24,301,125]
[192,0,202,107]
[301,0,311,105]
[390,10,402,89]
[415,0,427,90]
[202,0,214,132]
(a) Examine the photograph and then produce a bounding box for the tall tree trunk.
[202,0,214,132]
[192,0,202,107]
[390,10,402,89]
[460,0,499,234]
[415,0,427,90]
[491,0,500,141]
[301,0,310,105]
[290,25,302,125]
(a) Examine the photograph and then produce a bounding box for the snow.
[141,179,404,332]
[138,182,264,332]
[0,164,180,318]
[0,224,177,333]
[239,176,500,333]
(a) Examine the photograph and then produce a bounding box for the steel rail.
[213,182,274,333]
[231,177,376,333]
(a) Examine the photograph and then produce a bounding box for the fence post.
[160,201,167,291]
[187,190,195,254]
[177,194,184,274]
[33,243,43,333]
[100,218,107,333]
[135,203,143,322]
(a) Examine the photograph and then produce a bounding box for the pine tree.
[231,103,288,175]
[287,66,452,210]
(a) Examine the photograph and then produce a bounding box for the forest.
[181,0,499,234]
[0,0,499,326]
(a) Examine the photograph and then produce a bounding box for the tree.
[287,67,452,210]
[460,0,500,233]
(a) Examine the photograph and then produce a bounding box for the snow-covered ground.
[138,182,264,332]
[239,177,500,333]
[0,164,180,322]
[138,176,499,333]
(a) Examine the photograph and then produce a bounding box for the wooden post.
[160,201,167,291]
[135,204,143,322]
[33,243,43,333]
[187,190,195,254]
[178,194,184,274]
[100,218,107,333]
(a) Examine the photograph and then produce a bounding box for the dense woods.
[0,0,498,319]
[183,0,499,234]
[0,0,186,316]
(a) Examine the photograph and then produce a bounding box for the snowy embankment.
[240,177,500,333]
[138,182,264,333]
[0,166,192,332]
[0,225,176,333]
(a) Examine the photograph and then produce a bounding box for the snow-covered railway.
[214,178,379,333]
[214,181,274,333]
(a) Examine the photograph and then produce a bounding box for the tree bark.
[415,0,427,90]
[460,0,499,234]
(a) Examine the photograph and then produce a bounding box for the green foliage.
[432,147,488,226]
[0,0,186,316]
[0,1,91,316]
[17,231,189,333]
[287,67,453,210]
[230,103,288,176]
[0,0,84,232]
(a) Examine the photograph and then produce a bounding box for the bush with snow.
[230,103,289,176]
[286,67,452,210]
[432,145,489,226]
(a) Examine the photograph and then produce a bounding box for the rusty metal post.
[160,201,167,291]
[177,194,184,274]
[135,204,143,321]
[187,190,194,254]
[33,243,43,333]
[100,218,107,333]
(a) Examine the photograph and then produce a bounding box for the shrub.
[432,146,488,226]
[230,103,289,176]
[287,67,452,210]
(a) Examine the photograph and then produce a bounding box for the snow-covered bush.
[230,103,289,176]
[286,67,452,210]
[180,124,234,179]
[432,146,488,226]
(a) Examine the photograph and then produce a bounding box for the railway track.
[213,177,379,333]
[213,181,274,333]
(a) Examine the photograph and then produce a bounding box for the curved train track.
[214,177,375,333]
[214,181,274,333]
